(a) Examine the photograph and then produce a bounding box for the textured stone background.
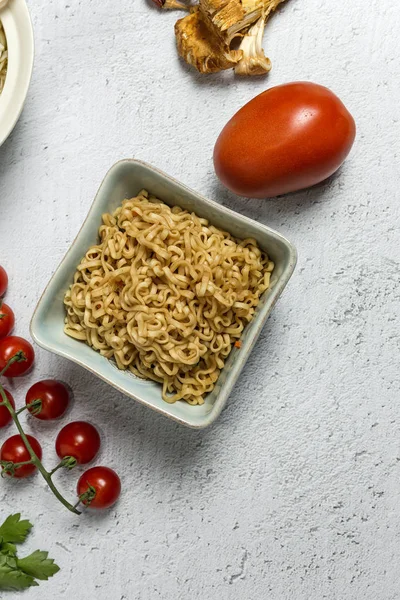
[1,0,400,598]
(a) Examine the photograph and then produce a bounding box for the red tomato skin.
[77,466,121,509]
[55,421,101,464]
[0,336,35,377]
[0,434,42,478]
[0,304,15,339]
[0,267,8,297]
[26,379,70,420]
[213,82,356,198]
[0,389,15,428]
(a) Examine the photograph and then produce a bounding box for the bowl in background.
[0,0,34,147]
[30,160,297,428]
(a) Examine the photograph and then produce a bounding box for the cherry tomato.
[26,379,70,420]
[0,336,35,377]
[0,389,15,428]
[213,82,356,198]
[0,434,42,478]
[77,466,121,509]
[0,303,15,339]
[0,266,8,297]
[55,421,101,465]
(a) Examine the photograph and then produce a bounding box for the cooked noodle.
[0,22,7,95]
[64,191,274,404]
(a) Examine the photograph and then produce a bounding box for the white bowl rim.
[0,0,34,146]
[30,159,298,428]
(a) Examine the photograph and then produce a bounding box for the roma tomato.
[55,421,101,465]
[213,82,356,198]
[0,389,15,428]
[0,434,42,478]
[26,379,70,420]
[0,336,35,377]
[0,303,15,339]
[77,466,121,509]
[0,266,8,297]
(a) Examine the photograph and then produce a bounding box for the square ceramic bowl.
[30,160,297,428]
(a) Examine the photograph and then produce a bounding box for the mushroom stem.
[234,15,272,76]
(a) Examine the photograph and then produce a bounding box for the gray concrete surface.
[0,0,399,598]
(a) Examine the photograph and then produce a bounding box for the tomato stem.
[21,398,42,416]
[0,459,34,477]
[49,456,77,476]
[0,354,81,515]
[78,485,97,507]
[49,463,64,477]
[0,352,26,377]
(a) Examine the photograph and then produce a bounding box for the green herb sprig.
[0,514,59,591]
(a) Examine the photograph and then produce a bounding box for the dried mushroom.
[154,0,289,75]
[200,0,285,43]
[175,9,243,73]
[234,15,271,76]
[200,0,248,43]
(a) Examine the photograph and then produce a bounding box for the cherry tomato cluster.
[0,266,121,511]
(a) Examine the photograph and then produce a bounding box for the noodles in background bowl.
[64,191,274,405]
[0,22,7,95]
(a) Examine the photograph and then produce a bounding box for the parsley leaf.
[17,550,60,581]
[0,565,38,590]
[0,514,32,544]
[0,555,37,590]
[0,539,17,556]
[0,515,60,590]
